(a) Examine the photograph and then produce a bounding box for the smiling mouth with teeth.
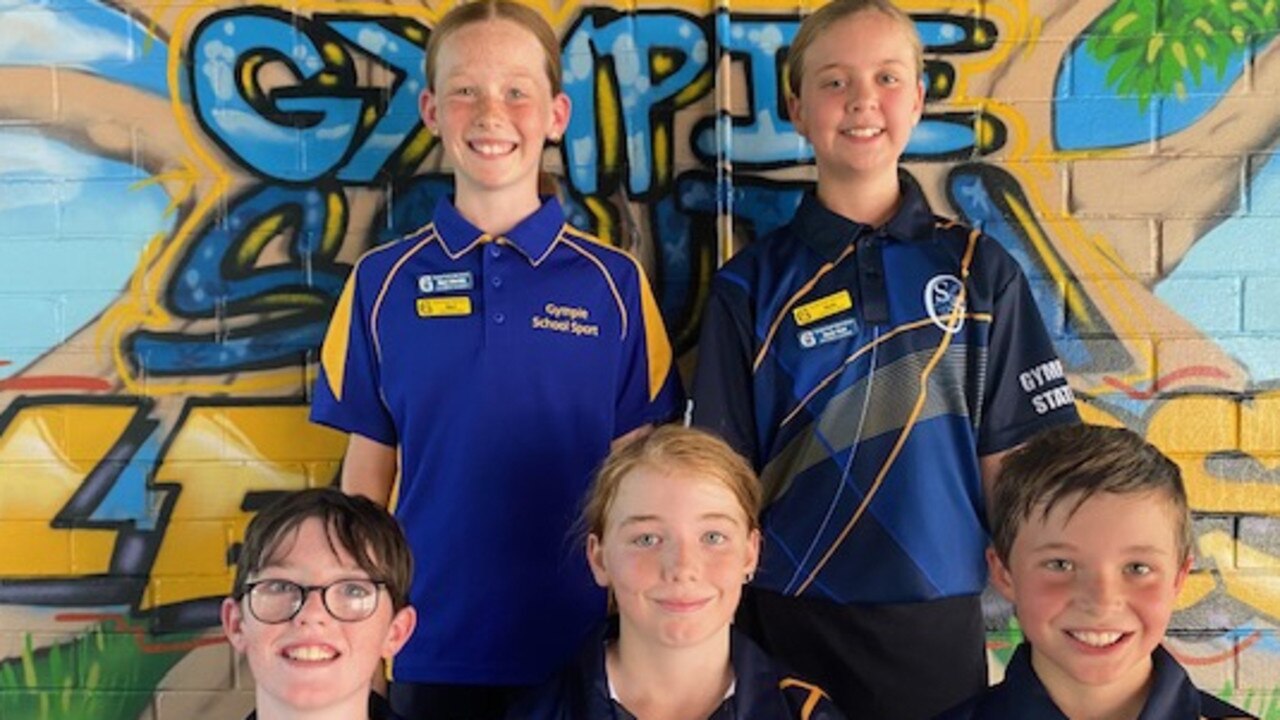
[470,141,517,156]
[1067,630,1127,648]
[842,127,883,138]
[284,645,339,662]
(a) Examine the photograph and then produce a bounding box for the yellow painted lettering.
[143,404,346,609]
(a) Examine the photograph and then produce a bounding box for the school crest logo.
[924,274,965,334]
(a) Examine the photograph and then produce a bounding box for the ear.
[586,533,610,588]
[787,91,807,139]
[548,91,572,143]
[381,605,418,659]
[986,546,1016,604]
[419,89,439,133]
[221,596,248,653]
[744,528,761,577]
[1172,555,1193,595]
[910,78,925,126]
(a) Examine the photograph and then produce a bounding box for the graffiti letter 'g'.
[189,7,374,182]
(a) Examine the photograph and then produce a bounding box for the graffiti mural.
[0,0,1277,715]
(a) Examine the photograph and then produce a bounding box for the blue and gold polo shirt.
[692,179,1078,605]
[311,196,683,685]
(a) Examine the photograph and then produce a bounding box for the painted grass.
[0,618,195,720]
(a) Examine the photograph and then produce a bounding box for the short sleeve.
[310,261,398,446]
[613,260,683,438]
[977,254,1079,455]
[691,273,760,468]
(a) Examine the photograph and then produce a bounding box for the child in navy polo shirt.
[221,488,416,720]
[510,425,845,720]
[938,424,1254,720]
[310,2,683,718]
[691,0,1078,717]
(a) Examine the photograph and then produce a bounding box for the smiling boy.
[221,488,417,720]
[938,424,1254,719]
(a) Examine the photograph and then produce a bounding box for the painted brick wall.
[0,0,1277,717]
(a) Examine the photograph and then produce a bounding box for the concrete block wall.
[0,0,1276,716]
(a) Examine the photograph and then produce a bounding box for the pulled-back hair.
[786,0,923,98]
[990,424,1191,566]
[233,488,413,611]
[425,0,564,93]
[584,425,761,539]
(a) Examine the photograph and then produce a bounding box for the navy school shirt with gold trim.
[508,618,848,720]
[310,197,684,685]
[692,177,1079,605]
[935,642,1257,719]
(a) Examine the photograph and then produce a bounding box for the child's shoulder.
[557,224,641,267]
[552,225,661,302]
[1196,689,1258,719]
[349,223,439,279]
[929,680,1026,720]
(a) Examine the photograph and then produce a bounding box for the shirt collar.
[1005,642,1203,720]
[1002,643,1070,719]
[1137,645,1202,720]
[794,171,937,261]
[432,195,566,262]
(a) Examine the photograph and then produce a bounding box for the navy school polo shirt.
[692,180,1079,605]
[311,197,683,685]
[936,642,1257,719]
[508,618,848,720]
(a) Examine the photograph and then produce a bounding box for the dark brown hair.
[425,0,564,93]
[990,424,1192,566]
[786,0,923,98]
[232,488,413,610]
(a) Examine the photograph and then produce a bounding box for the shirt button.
[491,276,503,288]
[488,245,501,258]
[493,312,505,324]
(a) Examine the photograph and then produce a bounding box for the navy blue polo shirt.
[936,643,1257,719]
[311,197,683,685]
[508,618,848,720]
[692,180,1079,604]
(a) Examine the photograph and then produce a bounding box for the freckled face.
[588,465,760,651]
[419,19,570,206]
[989,491,1190,700]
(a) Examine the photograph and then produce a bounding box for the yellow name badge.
[793,290,853,326]
[416,296,472,318]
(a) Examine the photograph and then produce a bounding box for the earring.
[744,572,754,584]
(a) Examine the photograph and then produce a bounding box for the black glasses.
[241,579,386,624]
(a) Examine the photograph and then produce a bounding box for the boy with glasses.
[221,488,417,720]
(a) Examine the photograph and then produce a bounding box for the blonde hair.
[584,425,761,539]
[425,0,564,93]
[786,0,923,98]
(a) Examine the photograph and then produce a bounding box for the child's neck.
[453,183,544,237]
[607,624,733,720]
[815,168,902,228]
[254,691,369,720]
[1033,649,1152,720]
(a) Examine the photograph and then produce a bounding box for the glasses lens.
[248,580,303,624]
[324,579,381,621]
